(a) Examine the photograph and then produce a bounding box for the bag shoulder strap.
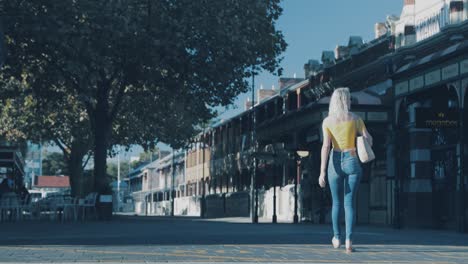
[355,118,360,136]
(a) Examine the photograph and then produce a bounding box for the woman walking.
[318,88,372,253]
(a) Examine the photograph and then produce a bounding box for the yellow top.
[323,118,366,150]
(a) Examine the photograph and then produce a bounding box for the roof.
[34,176,70,188]
[127,161,151,179]
[281,79,310,96]
[110,181,128,189]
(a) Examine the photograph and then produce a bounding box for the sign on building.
[415,108,459,128]
[415,7,448,41]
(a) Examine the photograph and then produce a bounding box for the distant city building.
[0,139,25,192]
[24,142,43,189]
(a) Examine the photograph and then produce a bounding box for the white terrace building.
[392,0,468,48]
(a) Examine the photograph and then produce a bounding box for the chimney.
[244,98,256,110]
[404,0,415,5]
[450,1,464,24]
[334,45,349,60]
[257,87,277,103]
[375,22,388,39]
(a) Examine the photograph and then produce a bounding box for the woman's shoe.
[345,240,354,253]
[332,237,341,249]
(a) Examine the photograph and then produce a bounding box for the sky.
[218,0,403,121]
[48,0,404,161]
[144,0,403,158]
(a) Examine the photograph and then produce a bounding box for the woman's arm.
[362,126,373,147]
[356,116,372,147]
[359,118,373,147]
[319,119,331,187]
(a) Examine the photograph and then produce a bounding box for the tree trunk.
[68,152,84,197]
[94,123,110,193]
[67,140,89,197]
[93,85,112,194]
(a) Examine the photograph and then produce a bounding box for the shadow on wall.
[200,186,299,221]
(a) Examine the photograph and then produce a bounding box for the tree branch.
[109,82,126,122]
[107,51,128,122]
[53,137,71,161]
[82,151,92,170]
[42,53,96,116]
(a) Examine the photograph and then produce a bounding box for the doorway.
[432,146,457,229]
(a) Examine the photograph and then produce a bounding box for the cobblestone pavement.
[0,215,466,263]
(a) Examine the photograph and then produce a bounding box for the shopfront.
[393,45,468,230]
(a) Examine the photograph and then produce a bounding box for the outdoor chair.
[61,196,79,222]
[26,197,42,221]
[80,192,98,221]
[0,196,10,222]
[18,194,34,221]
[36,197,51,221]
[37,194,64,221]
[47,195,63,221]
[0,193,21,222]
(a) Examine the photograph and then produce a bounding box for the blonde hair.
[328,87,351,118]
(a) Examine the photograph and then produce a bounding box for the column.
[405,102,433,228]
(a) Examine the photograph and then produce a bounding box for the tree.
[0,70,93,197]
[107,160,130,182]
[1,0,286,193]
[42,152,69,176]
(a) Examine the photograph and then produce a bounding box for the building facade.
[0,139,25,194]
[24,142,43,189]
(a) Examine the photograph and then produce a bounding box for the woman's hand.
[318,172,326,188]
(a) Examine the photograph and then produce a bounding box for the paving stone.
[0,216,467,262]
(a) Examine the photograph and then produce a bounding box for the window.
[404,25,415,35]
[450,1,463,12]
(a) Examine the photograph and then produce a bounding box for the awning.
[396,40,468,74]
[317,91,382,105]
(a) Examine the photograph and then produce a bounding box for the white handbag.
[356,136,375,163]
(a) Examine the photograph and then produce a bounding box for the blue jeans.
[327,149,362,241]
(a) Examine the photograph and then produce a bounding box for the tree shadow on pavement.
[0,215,467,247]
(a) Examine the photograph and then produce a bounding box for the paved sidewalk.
[0,215,466,263]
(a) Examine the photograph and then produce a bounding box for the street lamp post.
[117,146,120,212]
[459,98,466,233]
[250,67,258,224]
[393,129,402,229]
[201,140,206,218]
[171,149,175,217]
[272,166,277,223]
[294,150,309,224]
